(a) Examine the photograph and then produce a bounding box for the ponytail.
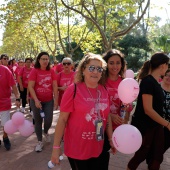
[137,60,151,80]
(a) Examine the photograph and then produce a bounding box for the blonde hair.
[75,53,107,85]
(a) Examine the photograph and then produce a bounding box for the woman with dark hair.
[28,52,58,152]
[127,53,170,170]
[102,49,126,169]
[162,69,170,153]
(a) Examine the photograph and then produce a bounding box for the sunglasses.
[88,65,103,73]
[63,62,71,66]
[2,58,8,60]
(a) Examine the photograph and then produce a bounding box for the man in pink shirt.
[0,54,9,67]
[0,65,20,150]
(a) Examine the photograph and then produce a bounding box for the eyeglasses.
[2,58,8,60]
[63,62,71,66]
[88,65,103,73]
[40,58,49,61]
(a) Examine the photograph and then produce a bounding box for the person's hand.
[61,86,67,91]
[20,86,24,91]
[109,139,117,154]
[111,114,124,125]
[54,101,58,110]
[167,122,170,131]
[51,148,61,165]
[35,100,42,109]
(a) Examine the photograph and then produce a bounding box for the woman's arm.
[53,80,58,110]
[106,114,116,154]
[58,86,67,91]
[143,94,170,130]
[18,75,24,91]
[12,84,21,108]
[51,111,70,164]
[28,80,41,109]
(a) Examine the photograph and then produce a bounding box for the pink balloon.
[125,69,134,78]
[4,120,18,134]
[112,124,142,154]
[118,78,139,104]
[18,120,34,137]
[12,112,25,126]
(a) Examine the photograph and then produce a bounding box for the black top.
[162,89,170,122]
[131,75,164,134]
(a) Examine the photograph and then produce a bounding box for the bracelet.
[16,98,21,102]
[53,146,61,149]
[166,122,169,127]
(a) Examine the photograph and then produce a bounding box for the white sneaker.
[16,108,20,112]
[35,141,43,152]
[44,133,51,143]
[21,107,26,113]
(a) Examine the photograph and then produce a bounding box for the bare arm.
[12,84,20,108]
[106,114,116,154]
[51,111,70,164]
[28,80,41,109]
[18,75,24,91]
[143,94,170,130]
[53,80,58,110]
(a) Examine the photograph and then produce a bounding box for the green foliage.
[0,0,150,59]
[117,34,151,71]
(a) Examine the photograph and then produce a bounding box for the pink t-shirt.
[18,67,33,88]
[56,63,63,73]
[14,66,24,83]
[60,82,110,159]
[0,65,16,111]
[105,77,122,130]
[57,71,75,105]
[28,68,57,102]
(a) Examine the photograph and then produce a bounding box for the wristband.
[16,98,21,102]
[53,146,61,149]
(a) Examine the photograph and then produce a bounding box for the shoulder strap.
[73,83,77,99]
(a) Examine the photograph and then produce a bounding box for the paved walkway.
[0,95,170,170]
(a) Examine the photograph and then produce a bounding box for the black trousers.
[20,87,27,108]
[146,127,170,166]
[68,132,111,170]
[128,125,164,170]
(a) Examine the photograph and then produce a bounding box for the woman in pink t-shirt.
[14,59,24,83]
[101,49,127,168]
[57,57,75,106]
[51,53,115,170]
[18,58,33,113]
[28,52,58,152]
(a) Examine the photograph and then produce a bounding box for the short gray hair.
[62,57,73,64]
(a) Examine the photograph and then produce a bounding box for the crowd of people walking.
[0,50,170,170]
